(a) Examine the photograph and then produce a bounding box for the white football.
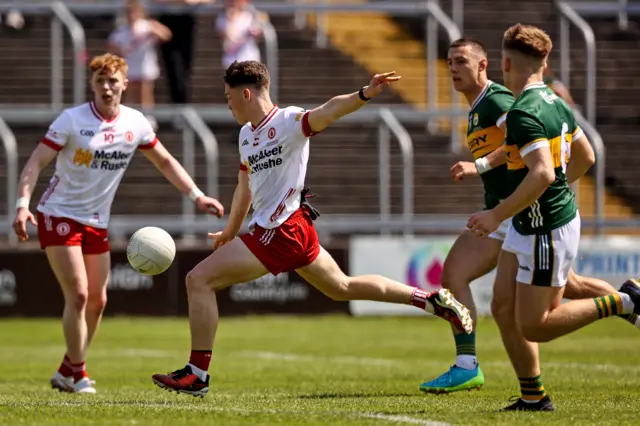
[126,227,176,276]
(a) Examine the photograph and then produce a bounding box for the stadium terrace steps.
[302,1,467,136]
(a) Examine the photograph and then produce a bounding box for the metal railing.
[567,0,640,17]
[451,0,464,33]
[179,107,220,241]
[0,105,469,245]
[0,2,87,108]
[425,0,462,153]
[557,1,597,126]
[573,108,605,236]
[0,118,18,246]
[618,0,629,30]
[378,108,414,237]
[51,1,86,107]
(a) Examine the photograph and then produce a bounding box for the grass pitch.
[0,315,638,425]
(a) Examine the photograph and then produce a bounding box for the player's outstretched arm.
[208,170,252,250]
[565,134,595,185]
[305,72,401,134]
[12,144,58,241]
[142,141,224,217]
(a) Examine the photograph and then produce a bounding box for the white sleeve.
[136,115,158,150]
[42,111,72,152]
[283,107,319,140]
[238,129,249,172]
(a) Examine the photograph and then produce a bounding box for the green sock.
[519,375,546,402]
[619,313,638,325]
[594,294,623,319]
[454,332,476,356]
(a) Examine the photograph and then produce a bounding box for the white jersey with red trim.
[36,102,158,229]
[238,105,317,229]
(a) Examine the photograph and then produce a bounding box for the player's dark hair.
[224,60,270,90]
[449,38,487,56]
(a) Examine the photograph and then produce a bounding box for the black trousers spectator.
[157,14,196,104]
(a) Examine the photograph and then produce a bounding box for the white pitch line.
[1,401,451,426]
[361,413,452,426]
[234,350,640,373]
[234,350,399,366]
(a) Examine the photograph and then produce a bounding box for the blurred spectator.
[155,0,213,104]
[108,0,172,121]
[216,0,268,69]
[544,66,576,106]
[2,9,25,31]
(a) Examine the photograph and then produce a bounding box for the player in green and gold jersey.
[420,37,636,396]
[467,24,640,411]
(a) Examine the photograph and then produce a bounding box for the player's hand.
[450,161,479,182]
[12,208,37,241]
[363,71,402,99]
[195,196,224,218]
[467,209,500,238]
[207,231,233,251]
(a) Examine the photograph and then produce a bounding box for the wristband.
[15,197,29,209]
[475,157,492,174]
[188,187,205,202]
[358,87,371,101]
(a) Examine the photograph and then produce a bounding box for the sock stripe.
[611,294,622,315]
[595,298,605,318]
[454,332,476,357]
[521,389,546,396]
[595,295,623,319]
[519,376,546,402]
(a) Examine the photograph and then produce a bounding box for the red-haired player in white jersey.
[12,54,224,394]
[152,60,474,397]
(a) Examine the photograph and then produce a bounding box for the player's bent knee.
[185,268,211,293]
[440,268,469,291]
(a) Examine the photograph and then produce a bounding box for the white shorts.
[488,218,512,241]
[502,214,581,287]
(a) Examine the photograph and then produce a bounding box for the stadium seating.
[1,1,638,225]
[0,8,484,220]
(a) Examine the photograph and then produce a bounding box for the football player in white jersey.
[12,53,224,394]
[152,60,473,397]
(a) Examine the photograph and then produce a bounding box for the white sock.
[618,292,634,314]
[187,363,208,381]
[455,355,478,371]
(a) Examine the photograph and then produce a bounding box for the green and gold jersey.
[467,81,514,209]
[504,82,582,235]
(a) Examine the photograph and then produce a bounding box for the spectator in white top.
[108,0,172,113]
[216,0,267,69]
